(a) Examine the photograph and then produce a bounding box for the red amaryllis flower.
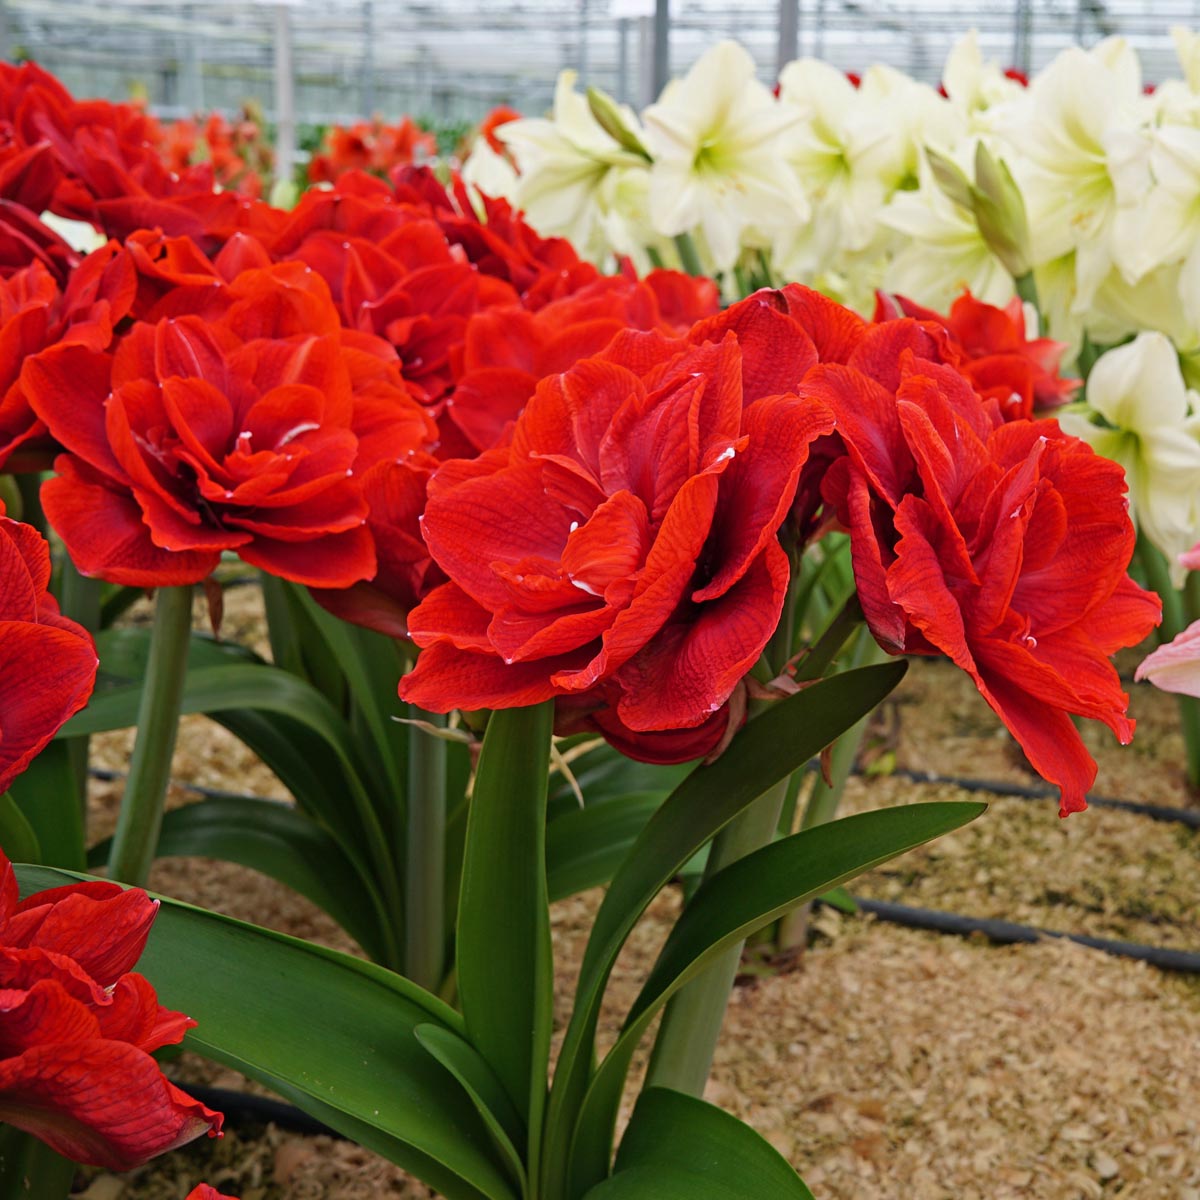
[478,104,521,155]
[307,116,437,184]
[391,167,596,304]
[0,850,222,1169]
[0,504,97,794]
[874,289,1079,419]
[808,334,1160,814]
[268,176,519,409]
[25,260,427,587]
[448,268,721,454]
[400,294,837,761]
[309,452,444,639]
[0,246,135,470]
[186,1188,239,1200]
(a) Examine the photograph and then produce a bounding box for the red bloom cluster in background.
[0,503,96,795]
[0,850,222,1168]
[307,115,437,184]
[157,106,274,199]
[874,289,1080,420]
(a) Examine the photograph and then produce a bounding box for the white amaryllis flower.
[1112,125,1200,284]
[1013,39,1147,310]
[941,31,1025,127]
[498,70,647,252]
[460,138,519,205]
[1058,332,1200,584]
[774,58,896,276]
[877,148,1014,310]
[641,40,807,272]
[1135,621,1200,699]
[856,63,962,180]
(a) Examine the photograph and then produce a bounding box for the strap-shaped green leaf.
[292,585,410,799]
[13,866,515,1200]
[457,703,555,1159]
[567,801,985,1194]
[86,796,394,965]
[66,656,398,906]
[416,1024,528,1192]
[545,793,664,902]
[0,793,40,865]
[7,742,83,869]
[540,661,906,1199]
[582,1087,815,1200]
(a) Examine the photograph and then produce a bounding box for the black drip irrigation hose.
[873,765,1200,830]
[175,1083,347,1140]
[846,897,1200,973]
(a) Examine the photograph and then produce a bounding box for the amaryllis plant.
[0,56,1167,1200]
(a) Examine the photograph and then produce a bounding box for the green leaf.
[582,1087,814,1200]
[0,793,39,864]
[62,663,352,742]
[87,796,394,965]
[816,885,857,914]
[14,866,516,1200]
[415,1025,527,1192]
[457,703,555,1151]
[546,793,664,901]
[292,585,409,799]
[7,742,83,869]
[66,658,398,904]
[568,802,985,1192]
[540,662,906,1199]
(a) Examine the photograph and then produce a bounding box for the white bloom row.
[464,31,1200,580]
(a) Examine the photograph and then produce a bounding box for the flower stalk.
[405,709,448,991]
[0,1126,75,1200]
[58,557,101,823]
[107,585,194,885]
[644,773,792,1095]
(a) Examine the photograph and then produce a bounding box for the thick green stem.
[12,473,46,537]
[405,711,448,991]
[1014,270,1040,311]
[1136,537,1200,789]
[673,231,703,277]
[0,1126,75,1199]
[58,559,102,827]
[643,775,791,1096]
[107,586,194,885]
[1185,570,1200,627]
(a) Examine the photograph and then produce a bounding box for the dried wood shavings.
[77,594,1200,1197]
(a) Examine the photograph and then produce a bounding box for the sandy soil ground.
[71,587,1200,1200]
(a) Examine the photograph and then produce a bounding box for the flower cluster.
[0,62,265,248]
[3,98,715,637]
[158,106,274,199]
[401,284,1160,811]
[307,115,438,184]
[474,29,1200,363]
[0,848,222,1169]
